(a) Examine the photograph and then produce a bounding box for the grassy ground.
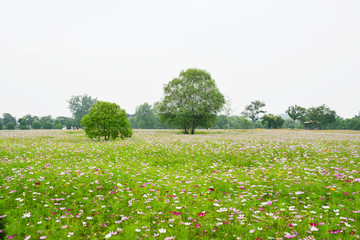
[0,129,359,239]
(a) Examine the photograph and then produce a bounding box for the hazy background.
[1,0,359,118]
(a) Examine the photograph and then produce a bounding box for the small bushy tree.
[32,121,41,129]
[6,122,15,130]
[53,119,63,129]
[81,101,133,140]
[42,122,53,129]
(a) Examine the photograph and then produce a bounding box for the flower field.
[0,129,359,240]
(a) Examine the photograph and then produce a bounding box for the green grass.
[0,129,359,239]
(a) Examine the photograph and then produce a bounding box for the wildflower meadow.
[0,129,359,239]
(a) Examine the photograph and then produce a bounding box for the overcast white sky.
[1,0,359,119]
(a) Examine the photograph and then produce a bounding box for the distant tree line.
[1,69,359,132]
[1,101,359,131]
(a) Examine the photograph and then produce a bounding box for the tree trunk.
[184,128,189,134]
[191,129,195,134]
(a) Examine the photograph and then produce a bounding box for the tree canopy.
[81,101,132,140]
[305,105,336,129]
[2,113,16,127]
[286,105,306,127]
[262,114,285,129]
[134,103,159,129]
[67,94,97,128]
[242,100,266,129]
[155,68,225,134]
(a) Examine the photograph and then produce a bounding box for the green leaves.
[81,101,133,140]
[155,69,225,134]
[67,94,97,128]
[242,100,266,129]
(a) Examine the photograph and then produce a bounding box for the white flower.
[24,236,31,240]
[135,229,141,232]
[249,229,255,233]
[22,212,31,218]
[309,226,319,231]
[159,228,167,233]
[105,233,112,239]
[87,216,93,220]
[322,206,330,209]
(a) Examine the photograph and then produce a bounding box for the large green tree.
[305,105,336,129]
[67,94,97,128]
[2,113,16,127]
[134,103,159,129]
[261,114,285,129]
[81,101,133,140]
[286,105,306,128]
[155,68,225,134]
[0,118,2,130]
[18,117,28,130]
[242,100,266,129]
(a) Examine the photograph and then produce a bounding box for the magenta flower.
[196,224,201,228]
[8,236,14,240]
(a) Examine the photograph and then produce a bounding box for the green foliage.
[343,117,360,130]
[53,119,63,129]
[31,121,41,129]
[128,116,138,129]
[42,121,53,129]
[305,105,336,129]
[286,105,306,127]
[0,118,2,130]
[262,114,285,129]
[2,113,16,127]
[283,119,296,129]
[155,68,225,134]
[23,114,35,128]
[233,116,251,129]
[213,115,228,129]
[67,94,97,128]
[2,130,360,239]
[242,100,266,129]
[40,116,53,125]
[81,101,133,140]
[6,121,15,130]
[134,103,159,129]
[18,117,28,130]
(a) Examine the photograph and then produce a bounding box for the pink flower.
[8,236,14,240]
[196,224,201,228]
[40,236,47,239]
